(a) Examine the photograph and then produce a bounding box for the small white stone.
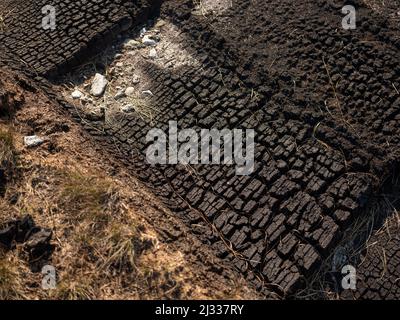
[24,135,44,148]
[142,90,154,97]
[140,27,147,37]
[142,35,157,46]
[149,48,158,59]
[71,90,82,99]
[90,73,108,97]
[132,75,140,85]
[125,87,136,96]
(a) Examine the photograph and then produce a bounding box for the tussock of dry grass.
[0,259,16,298]
[59,172,116,225]
[126,97,157,124]
[0,128,17,197]
[0,253,26,300]
[0,129,16,173]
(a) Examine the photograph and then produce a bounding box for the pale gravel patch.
[149,20,202,71]
[193,0,233,16]
[61,19,204,128]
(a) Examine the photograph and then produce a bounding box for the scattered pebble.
[125,87,136,97]
[149,48,158,59]
[142,35,157,46]
[90,73,108,97]
[132,75,140,85]
[142,90,154,97]
[64,20,165,122]
[24,135,44,148]
[71,90,83,99]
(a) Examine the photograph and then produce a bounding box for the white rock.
[149,48,158,59]
[142,35,157,46]
[125,87,136,96]
[90,73,108,97]
[140,27,147,37]
[132,75,140,85]
[121,104,135,113]
[71,90,83,99]
[142,90,154,97]
[24,135,44,148]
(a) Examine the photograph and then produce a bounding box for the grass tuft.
[59,172,115,225]
[0,129,17,193]
[0,257,22,299]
